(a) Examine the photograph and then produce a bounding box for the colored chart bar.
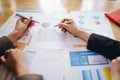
[103,67,111,80]
[82,70,92,80]
[96,69,103,80]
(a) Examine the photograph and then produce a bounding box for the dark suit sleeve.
[0,36,15,56]
[16,74,43,80]
[87,33,120,60]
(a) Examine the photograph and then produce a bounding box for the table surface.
[0,0,120,40]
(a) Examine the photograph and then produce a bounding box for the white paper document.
[29,11,115,49]
[0,10,113,80]
[26,47,111,80]
[29,48,70,80]
[70,11,115,39]
[0,10,115,49]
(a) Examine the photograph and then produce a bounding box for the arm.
[59,18,120,60]
[87,33,120,60]
[0,17,33,57]
[59,18,90,42]
[0,49,43,80]
[7,17,33,44]
[0,36,15,56]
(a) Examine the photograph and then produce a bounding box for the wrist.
[15,63,29,77]
[73,29,82,37]
[7,30,21,43]
[76,29,91,42]
[12,30,22,38]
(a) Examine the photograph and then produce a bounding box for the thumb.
[59,23,69,29]
[0,56,7,65]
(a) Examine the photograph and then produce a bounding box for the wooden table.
[0,0,120,40]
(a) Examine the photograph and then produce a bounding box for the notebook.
[105,8,120,27]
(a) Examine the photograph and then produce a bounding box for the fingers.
[6,48,20,53]
[111,59,120,80]
[111,59,117,75]
[0,56,7,65]
[111,58,120,74]
[116,57,120,61]
[61,28,66,32]
[111,59,118,68]
[5,49,14,54]
[61,18,72,23]
[17,18,23,23]
[24,17,32,25]
[17,17,32,25]
[59,18,73,28]
[59,23,69,32]
[59,23,68,28]
[0,49,17,63]
[5,48,17,56]
[28,20,35,28]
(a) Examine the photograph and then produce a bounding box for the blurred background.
[0,0,120,25]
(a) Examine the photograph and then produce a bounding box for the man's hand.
[7,17,34,44]
[0,49,29,77]
[14,17,34,37]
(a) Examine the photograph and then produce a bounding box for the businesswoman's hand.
[59,18,90,42]
[7,17,34,43]
[0,49,29,77]
[59,18,79,36]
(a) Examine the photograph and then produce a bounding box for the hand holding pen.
[58,18,81,38]
[56,18,73,32]
[59,18,74,32]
